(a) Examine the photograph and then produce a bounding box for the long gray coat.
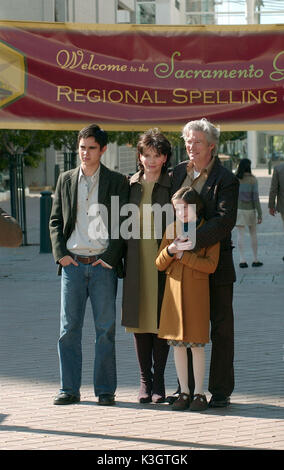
[121,170,172,328]
[268,163,284,215]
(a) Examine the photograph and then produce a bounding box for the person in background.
[122,128,172,404]
[49,124,129,406]
[268,161,284,261]
[0,208,22,247]
[235,158,263,268]
[156,187,220,411]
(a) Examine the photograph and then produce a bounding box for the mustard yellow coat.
[155,222,220,344]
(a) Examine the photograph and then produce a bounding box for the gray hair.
[182,118,220,157]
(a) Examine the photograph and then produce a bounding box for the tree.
[219,131,246,147]
[0,129,56,171]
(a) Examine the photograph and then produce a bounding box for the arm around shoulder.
[180,242,220,274]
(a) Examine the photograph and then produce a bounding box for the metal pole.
[40,190,52,253]
[18,154,28,245]
[9,154,18,220]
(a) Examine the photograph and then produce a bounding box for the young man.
[170,118,239,408]
[49,124,129,406]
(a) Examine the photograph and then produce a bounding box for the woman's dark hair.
[235,158,252,180]
[77,123,108,149]
[172,186,205,218]
[137,128,172,172]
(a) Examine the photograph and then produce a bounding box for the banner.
[0,21,284,131]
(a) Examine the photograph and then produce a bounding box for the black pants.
[186,283,234,398]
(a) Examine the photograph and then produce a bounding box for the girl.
[156,187,220,411]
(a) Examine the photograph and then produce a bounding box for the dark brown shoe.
[172,393,190,411]
[190,394,208,411]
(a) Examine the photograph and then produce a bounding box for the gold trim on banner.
[0,20,284,33]
[1,121,284,132]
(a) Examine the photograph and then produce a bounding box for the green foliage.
[107,130,183,148]
[0,129,56,170]
[0,128,247,173]
[273,135,284,152]
[219,131,246,145]
[49,130,78,152]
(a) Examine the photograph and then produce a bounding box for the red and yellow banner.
[0,21,284,131]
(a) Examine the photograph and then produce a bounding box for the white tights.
[173,345,205,396]
[237,225,258,263]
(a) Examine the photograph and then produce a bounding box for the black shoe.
[166,391,180,405]
[53,392,80,405]
[208,395,230,408]
[252,261,263,267]
[239,262,248,268]
[139,395,152,404]
[138,383,152,403]
[98,394,116,406]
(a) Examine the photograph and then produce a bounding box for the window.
[136,1,156,24]
[55,0,66,22]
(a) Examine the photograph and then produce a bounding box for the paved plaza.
[0,168,283,451]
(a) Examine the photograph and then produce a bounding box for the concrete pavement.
[0,168,283,450]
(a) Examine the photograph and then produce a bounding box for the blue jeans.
[58,262,118,397]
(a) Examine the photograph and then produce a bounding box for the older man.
[170,118,239,408]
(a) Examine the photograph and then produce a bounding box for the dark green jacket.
[49,163,129,277]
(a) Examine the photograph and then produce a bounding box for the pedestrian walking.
[268,162,284,261]
[235,158,263,268]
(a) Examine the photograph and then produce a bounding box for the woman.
[235,158,263,268]
[122,128,172,404]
